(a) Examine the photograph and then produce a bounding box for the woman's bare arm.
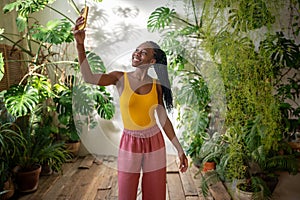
[156,83,188,172]
[74,16,121,86]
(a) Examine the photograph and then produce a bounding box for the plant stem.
[44,4,76,24]
[68,0,81,15]
[0,34,34,57]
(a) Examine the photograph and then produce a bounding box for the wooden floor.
[13,154,231,200]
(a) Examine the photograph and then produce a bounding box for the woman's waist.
[123,124,161,138]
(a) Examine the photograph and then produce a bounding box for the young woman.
[73,16,188,200]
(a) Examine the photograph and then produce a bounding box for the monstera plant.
[0,0,114,192]
[147,0,300,198]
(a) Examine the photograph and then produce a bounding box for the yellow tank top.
[119,72,158,130]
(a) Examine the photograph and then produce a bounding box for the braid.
[145,41,173,112]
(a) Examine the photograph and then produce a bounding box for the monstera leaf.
[29,75,54,101]
[147,7,176,32]
[3,0,56,32]
[86,51,106,73]
[72,51,106,73]
[31,19,74,44]
[4,85,39,117]
[260,32,300,70]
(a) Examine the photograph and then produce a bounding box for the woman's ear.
[150,58,156,64]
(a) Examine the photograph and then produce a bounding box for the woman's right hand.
[73,16,86,45]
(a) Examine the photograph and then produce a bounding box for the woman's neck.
[131,68,150,81]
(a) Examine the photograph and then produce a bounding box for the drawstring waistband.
[123,125,160,138]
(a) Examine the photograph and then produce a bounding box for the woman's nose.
[134,51,141,57]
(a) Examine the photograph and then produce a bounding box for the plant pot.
[235,182,264,200]
[65,141,80,157]
[202,161,216,172]
[41,163,53,176]
[2,177,15,200]
[14,164,41,193]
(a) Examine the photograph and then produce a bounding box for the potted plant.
[53,54,115,157]
[1,73,71,192]
[174,71,211,166]
[148,1,300,199]
[0,122,25,198]
[197,132,226,172]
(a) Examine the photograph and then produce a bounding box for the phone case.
[78,6,89,30]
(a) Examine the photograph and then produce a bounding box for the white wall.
[49,0,179,156]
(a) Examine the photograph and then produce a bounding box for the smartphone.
[78,6,89,30]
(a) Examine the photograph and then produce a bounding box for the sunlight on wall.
[70,0,180,156]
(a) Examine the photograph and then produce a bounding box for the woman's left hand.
[178,152,188,173]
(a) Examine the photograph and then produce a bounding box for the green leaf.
[4,85,39,117]
[86,51,106,73]
[31,19,74,44]
[147,7,176,32]
[29,75,54,100]
[16,16,27,32]
[3,0,55,17]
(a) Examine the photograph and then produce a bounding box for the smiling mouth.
[132,57,140,62]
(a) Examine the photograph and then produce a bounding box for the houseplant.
[147,0,300,199]
[1,0,114,149]
[2,75,71,192]
[0,122,25,198]
[174,71,211,166]
[52,52,115,156]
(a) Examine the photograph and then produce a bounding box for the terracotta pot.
[2,177,15,199]
[41,163,53,176]
[202,161,216,172]
[14,164,41,193]
[65,141,80,157]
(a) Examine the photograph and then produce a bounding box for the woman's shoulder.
[109,71,125,79]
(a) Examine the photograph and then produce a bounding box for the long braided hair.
[145,41,173,112]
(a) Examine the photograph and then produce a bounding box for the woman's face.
[131,43,156,68]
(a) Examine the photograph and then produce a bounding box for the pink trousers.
[118,125,166,200]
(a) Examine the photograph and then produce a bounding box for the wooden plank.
[186,197,202,200]
[84,164,108,200]
[167,154,179,173]
[79,154,95,169]
[94,165,118,200]
[189,165,214,200]
[200,170,231,200]
[179,169,198,196]
[108,172,119,199]
[42,157,83,200]
[209,181,232,200]
[70,163,106,200]
[56,167,89,199]
[167,173,185,200]
[22,174,60,200]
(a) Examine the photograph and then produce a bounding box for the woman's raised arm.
[73,16,120,86]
